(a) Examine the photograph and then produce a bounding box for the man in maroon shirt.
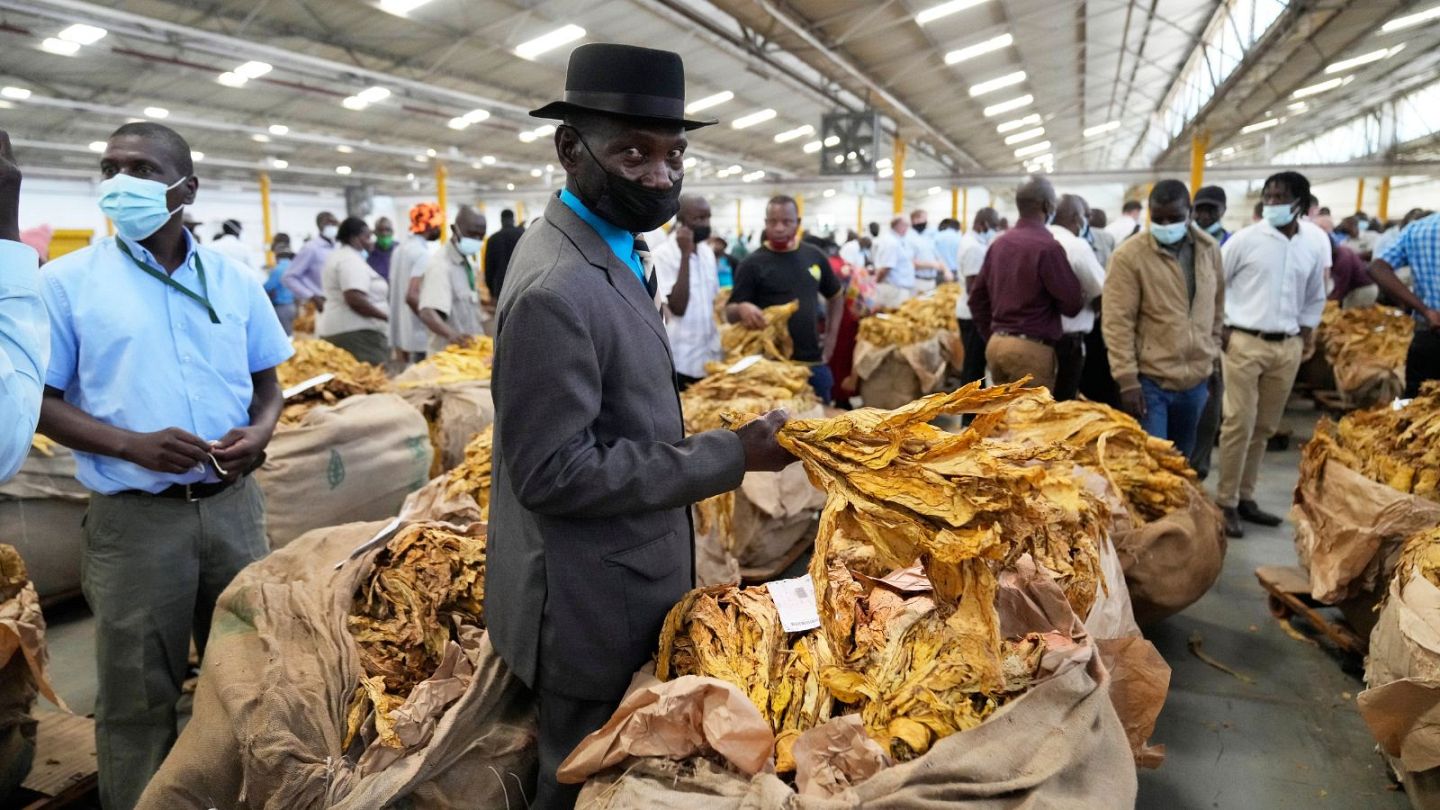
[969,176,1085,391]
[1329,241,1377,307]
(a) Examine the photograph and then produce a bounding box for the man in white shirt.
[390,202,441,363]
[653,195,722,389]
[873,215,915,309]
[1216,171,1327,538]
[1049,195,1106,401]
[418,206,487,355]
[955,207,999,386]
[838,230,869,270]
[1106,200,1144,243]
[209,219,265,285]
[905,208,947,292]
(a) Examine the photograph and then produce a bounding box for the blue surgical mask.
[977,230,994,245]
[1151,220,1189,246]
[1080,223,1091,241]
[97,174,188,241]
[456,236,483,256]
[1263,203,1297,229]
[1206,221,1224,236]
[358,248,370,260]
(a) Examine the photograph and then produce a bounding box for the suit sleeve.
[495,287,746,519]
[1102,248,1143,393]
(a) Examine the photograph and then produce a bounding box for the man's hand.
[211,425,274,480]
[313,295,326,313]
[735,409,795,472]
[0,129,20,242]
[448,333,474,348]
[733,302,767,330]
[1300,327,1316,362]
[1119,388,1147,421]
[119,428,213,474]
[675,224,694,256]
[1426,308,1440,331]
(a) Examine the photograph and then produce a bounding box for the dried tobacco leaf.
[29,434,57,457]
[444,426,494,520]
[857,285,962,347]
[345,523,486,748]
[721,301,799,362]
[1393,525,1440,592]
[396,337,495,388]
[1320,302,1414,377]
[0,544,29,604]
[276,338,389,425]
[1305,381,1440,501]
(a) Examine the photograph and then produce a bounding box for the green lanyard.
[460,254,475,292]
[117,239,221,324]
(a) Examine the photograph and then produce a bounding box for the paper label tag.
[283,372,335,399]
[1393,398,1413,411]
[767,574,821,632]
[726,354,764,374]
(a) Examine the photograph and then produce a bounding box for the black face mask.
[913,221,927,234]
[690,224,712,243]
[573,131,682,233]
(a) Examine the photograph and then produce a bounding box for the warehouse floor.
[36,402,1407,809]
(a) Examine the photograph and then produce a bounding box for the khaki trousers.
[986,334,1057,391]
[1216,331,1303,508]
[83,477,269,809]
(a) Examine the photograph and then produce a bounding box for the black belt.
[1231,326,1296,342]
[994,330,1057,348]
[122,477,237,502]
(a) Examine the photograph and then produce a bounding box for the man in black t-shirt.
[726,195,844,403]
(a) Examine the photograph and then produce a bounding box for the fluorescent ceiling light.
[533,124,556,137]
[462,109,490,124]
[414,154,428,162]
[833,154,846,165]
[731,108,777,129]
[822,189,836,198]
[983,94,1032,117]
[878,168,893,178]
[1326,44,1404,74]
[1003,127,1044,145]
[218,72,249,88]
[271,158,288,169]
[1382,4,1440,32]
[268,124,289,135]
[448,117,470,130]
[726,164,742,173]
[335,165,352,175]
[823,135,841,147]
[685,91,733,114]
[472,161,484,169]
[378,0,434,15]
[235,61,272,79]
[251,133,270,143]
[916,0,989,26]
[945,33,1012,66]
[1291,76,1352,98]
[928,186,943,195]
[190,151,205,161]
[774,124,815,143]
[515,24,585,59]
[530,168,543,178]
[743,171,766,182]
[40,38,81,56]
[683,156,698,169]
[57,23,107,44]
[1240,118,1280,134]
[341,95,368,110]
[88,141,106,153]
[336,145,354,154]
[903,169,916,178]
[143,106,168,119]
[1082,120,1121,138]
[876,157,893,169]
[357,86,390,103]
[996,113,1041,133]
[481,155,496,165]
[803,140,822,153]
[506,183,515,191]
[1014,140,1051,158]
[968,71,1026,97]
[426,147,438,157]
[518,130,537,143]
[0,86,31,100]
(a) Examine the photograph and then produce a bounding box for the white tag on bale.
[726,354,764,374]
[767,574,821,632]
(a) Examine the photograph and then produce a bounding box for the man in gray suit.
[487,43,794,809]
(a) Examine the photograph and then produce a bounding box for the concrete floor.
[36,402,1408,809]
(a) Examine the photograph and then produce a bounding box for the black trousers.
[1407,326,1440,398]
[1189,368,1223,480]
[676,372,703,391]
[534,688,621,809]
[1079,317,1120,408]
[1053,333,1087,401]
[957,318,987,386]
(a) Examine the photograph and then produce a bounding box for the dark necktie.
[633,234,657,298]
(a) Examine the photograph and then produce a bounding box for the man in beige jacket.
[1102,179,1224,458]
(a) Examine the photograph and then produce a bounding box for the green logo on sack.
[404,435,428,464]
[328,449,346,489]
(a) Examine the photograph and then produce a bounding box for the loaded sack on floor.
[0,438,88,601]
[138,519,535,810]
[852,285,963,410]
[1318,302,1414,409]
[393,339,496,474]
[0,545,65,804]
[561,384,1166,807]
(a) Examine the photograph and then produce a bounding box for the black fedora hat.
[529,43,715,130]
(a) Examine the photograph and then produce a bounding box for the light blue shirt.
[41,231,294,495]
[932,228,962,276]
[1380,213,1440,312]
[280,235,333,301]
[557,188,646,284]
[0,240,48,482]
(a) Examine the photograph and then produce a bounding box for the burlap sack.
[0,547,65,803]
[256,394,433,549]
[137,521,536,810]
[732,465,824,579]
[1292,456,1440,605]
[394,374,495,473]
[853,333,958,410]
[0,447,87,600]
[1334,359,1406,409]
[399,474,484,526]
[1111,485,1227,626]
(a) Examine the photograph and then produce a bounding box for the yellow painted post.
[796,194,805,218]
[950,187,959,220]
[736,199,742,235]
[962,188,969,229]
[1378,176,1391,221]
[516,200,525,223]
[105,218,114,237]
[1355,178,1366,214]
[259,171,274,265]
[892,139,906,215]
[435,162,449,241]
[1144,182,1154,226]
[1189,131,1209,195]
[856,195,863,233]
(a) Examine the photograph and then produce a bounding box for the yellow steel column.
[856,195,863,233]
[516,200,526,223]
[1355,178,1366,214]
[736,198,742,235]
[1378,176,1392,221]
[259,171,274,265]
[892,139,906,215]
[796,194,805,218]
[435,162,449,241]
[962,188,969,229]
[1189,131,1209,195]
[950,187,959,220]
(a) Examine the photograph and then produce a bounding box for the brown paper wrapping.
[1112,485,1227,625]
[1360,572,1440,774]
[790,715,890,798]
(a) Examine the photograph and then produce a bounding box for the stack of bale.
[852,285,964,409]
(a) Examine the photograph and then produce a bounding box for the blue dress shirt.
[0,240,48,482]
[557,189,646,284]
[40,230,294,495]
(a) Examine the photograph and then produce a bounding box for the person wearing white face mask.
[1048,194,1106,402]
[281,210,340,311]
[317,216,390,365]
[954,206,999,388]
[418,205,488,354]
[35,122,293,809]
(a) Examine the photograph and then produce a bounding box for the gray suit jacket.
[486,195,746,702]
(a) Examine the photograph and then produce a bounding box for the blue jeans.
[1139,376,1209,457]
[808,363,835,405]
